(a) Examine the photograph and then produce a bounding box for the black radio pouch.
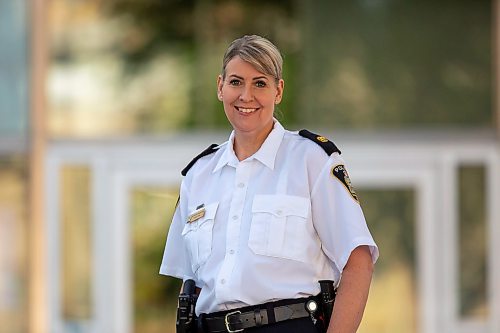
[318,280,336,330]
[176,279,198,333]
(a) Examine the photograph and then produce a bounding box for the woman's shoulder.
[283,129,341,158]
[181,141,228,177]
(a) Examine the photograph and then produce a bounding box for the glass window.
[458,165,488,319]
[48,0,492,137]
[60,165,93,321]
[48,0,193,138]
[0,1,29,137]
[357,188,417,333]
[47,0,297,137]
[0,157,28,333]
[299,1,492,129]
[130,187,181,333]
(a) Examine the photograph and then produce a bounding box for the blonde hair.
[221,35,283,82]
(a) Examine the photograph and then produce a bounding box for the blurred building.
[1,1,500,333]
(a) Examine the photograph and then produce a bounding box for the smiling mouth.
[235,107,259,114]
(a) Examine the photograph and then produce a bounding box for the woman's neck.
[233,125,273,161]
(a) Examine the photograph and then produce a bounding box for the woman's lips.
[235,106,259,114]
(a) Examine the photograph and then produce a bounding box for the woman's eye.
[229,79,241,86]
[255,80,267,88]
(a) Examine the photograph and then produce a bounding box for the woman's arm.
[327,245,374,333]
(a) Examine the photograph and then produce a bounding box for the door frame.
[44,136,500,333]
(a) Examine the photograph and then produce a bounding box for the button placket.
[216,162,252,300]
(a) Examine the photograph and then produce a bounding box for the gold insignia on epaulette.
[331,164,359,203]
[316,136,329,143]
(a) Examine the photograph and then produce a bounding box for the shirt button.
[238,183,245,188]
[229,249,234,254]
[221,279,226,284]
[276,210,283,216]
[232,215,238,220]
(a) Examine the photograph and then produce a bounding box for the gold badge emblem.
[316,136,329,143]
[187,205,206,223]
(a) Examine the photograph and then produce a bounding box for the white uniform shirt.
[160,121,378,315]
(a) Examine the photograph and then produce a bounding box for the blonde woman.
[161,35,378,333]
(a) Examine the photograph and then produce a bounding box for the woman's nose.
[239,85,254,102]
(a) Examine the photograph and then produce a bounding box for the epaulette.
[298,129,341,155]
[181,143,219,176]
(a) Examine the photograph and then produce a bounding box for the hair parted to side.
[221,35,283,83]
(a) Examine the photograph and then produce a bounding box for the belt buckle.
[224,310,243,333]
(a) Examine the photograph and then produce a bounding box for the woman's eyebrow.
[227,74,268,80]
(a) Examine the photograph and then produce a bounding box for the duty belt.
[201,296,319,333]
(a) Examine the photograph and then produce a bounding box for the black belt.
[201,296,318,333]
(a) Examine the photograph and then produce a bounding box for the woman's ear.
[217,75,223,101]
[274,79,284,104]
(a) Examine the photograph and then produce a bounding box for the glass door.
[129,186,181,333]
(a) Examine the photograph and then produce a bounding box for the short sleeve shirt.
[160,121,379,315]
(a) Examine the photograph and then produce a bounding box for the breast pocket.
[249,195,310,262]
[181,202,219,273]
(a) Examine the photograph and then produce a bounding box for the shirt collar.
[213,120,285,173]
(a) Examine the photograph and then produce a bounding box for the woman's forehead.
[225,57,270,79]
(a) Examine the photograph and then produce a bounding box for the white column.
[488,151,500,333]
[491,1,500,328]
[494,0,500,135]
[29,0,48,332]
[417,168,440,333]
[439,153,458,332]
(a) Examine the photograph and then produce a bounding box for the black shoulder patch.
[298,129,341,155]
[331,164,359,203]
[181,143,219,176]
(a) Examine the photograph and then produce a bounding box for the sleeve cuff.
[159,265,191,280]
[324,237,379,274]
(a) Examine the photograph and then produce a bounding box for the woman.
[160,35,378,333]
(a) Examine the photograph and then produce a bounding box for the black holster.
[176,279,198,333]
[318,280,336,330]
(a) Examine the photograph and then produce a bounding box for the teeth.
[238,108,257,113]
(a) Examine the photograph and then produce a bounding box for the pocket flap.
[252,195,310,218]
[200,202,219,220]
